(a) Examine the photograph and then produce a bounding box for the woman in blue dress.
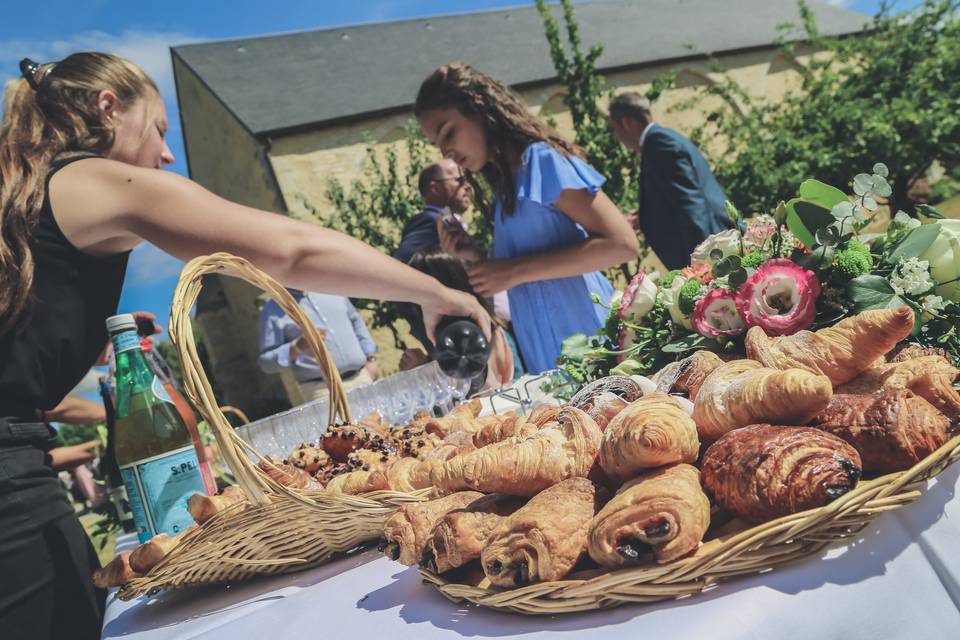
[415,63,639,373]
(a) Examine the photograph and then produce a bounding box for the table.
[102,461,960,640]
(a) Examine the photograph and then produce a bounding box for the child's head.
[407,248,497,321]
[415,62,577,217]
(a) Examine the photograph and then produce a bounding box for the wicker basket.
[118,253,428,600]
[419,430,960,615]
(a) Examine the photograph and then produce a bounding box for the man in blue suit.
[609,92,734,270]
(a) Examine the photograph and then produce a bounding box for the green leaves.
[661,333,715,353]
[885,223,941,265]
[917,204,946,220]
[559,333,593,362]
[784,179,850,247]
[846,275,907,313]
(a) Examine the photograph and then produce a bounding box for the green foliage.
[535,0,639,211]
[318,122,433,348]
[833,240,873,278]
[56,422,101,447]
[678,279,703,315]
[665,0,960,216]
[741,251,766,269]
[659,269,682,289]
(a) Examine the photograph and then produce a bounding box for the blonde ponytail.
[0,52,157,334]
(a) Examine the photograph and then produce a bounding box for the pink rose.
[691,289,746,337]
[736,259,820,336]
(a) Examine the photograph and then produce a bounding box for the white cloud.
[126,241,185,286]
[0,29,200,104]
[823,0,854,7]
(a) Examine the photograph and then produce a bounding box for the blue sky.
[0,0,920,398]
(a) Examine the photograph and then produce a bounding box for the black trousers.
[0,419,105,640]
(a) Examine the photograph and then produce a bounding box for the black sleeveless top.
[0,154,129,418]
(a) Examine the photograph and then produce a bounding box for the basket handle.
[169,252,352,505]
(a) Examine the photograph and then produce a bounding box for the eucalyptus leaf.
[853,173,873,196]
[661,333,711,353]
[862,197,878,212]
[710,248,724,262]
[871,175,892,198]
[831,201,854,220]
[815,225,840,247]
[917,204,945,220]
[885,223,941,264]
[728,268,748,289]
[872,163,889,178]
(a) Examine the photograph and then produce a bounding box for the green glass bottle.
[107,314,207,542]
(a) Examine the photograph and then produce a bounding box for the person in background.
[415,62,639,373]
[607,91,734,270]
[258,291,380,401]
[407,249,518,390]
[0,52,489,640]
[395,159,479,369]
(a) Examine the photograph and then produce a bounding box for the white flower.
[918,219,960,303]
[921,294,946,315]
[890,257,934,296]
[690,229,742,265]
[893,210,922,230]
[619,272,658,323]
[657,275,693,330]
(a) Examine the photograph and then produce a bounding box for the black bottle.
[98,378,136,533]
[432,316,491,380]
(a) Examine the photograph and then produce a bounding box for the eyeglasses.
[433,175,468,186]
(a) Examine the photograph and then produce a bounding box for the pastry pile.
[379,307,958,589]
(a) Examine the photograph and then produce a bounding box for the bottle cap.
[105,313,137,334]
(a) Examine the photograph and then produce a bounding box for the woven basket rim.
[418,431,960,615]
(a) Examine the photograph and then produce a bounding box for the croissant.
[836,355,960,416]
[809,390,952,473]
[527,404,562,427]
[385,457,435,492]
[431,406,602,496]
[472,414,540,448]
[701,424,862,523]
[693,360,833,441]
[889,344,953,364]
[324,468,389,494]
[588,463,709,566]
[358,410,392,437]
[599,393,700,483]
[423,399,483,438]
[571,376,648,430]
[481,478,603,587]
[420,493,526,574]
[379,491,483,565]
[744,307,914,386]
[653,351,725,400]
[92,551,142,589]
[128,526,196,574]
[187,485,248,525]
[258,456,322,490]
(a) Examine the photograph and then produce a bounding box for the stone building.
[171,0,865,419]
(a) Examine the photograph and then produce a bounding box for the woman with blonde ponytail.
[0,53,490,640]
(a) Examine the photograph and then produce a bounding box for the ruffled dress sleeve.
[516,142,606,206]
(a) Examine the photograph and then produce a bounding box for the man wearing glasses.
[394,159,475,366]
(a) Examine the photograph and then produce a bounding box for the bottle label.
[151,375,174,404]
[111,330,141,354]
[120,445,206,543]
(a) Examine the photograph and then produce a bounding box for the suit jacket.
[393,206,443,349]
[639,125,734,270]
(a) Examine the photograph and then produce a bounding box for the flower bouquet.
[554,164,960,394]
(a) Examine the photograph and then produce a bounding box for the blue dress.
[493,142,614,373]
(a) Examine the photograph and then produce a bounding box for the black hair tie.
[19,58,45,91]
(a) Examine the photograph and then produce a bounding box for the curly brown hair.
[414,62,581,219]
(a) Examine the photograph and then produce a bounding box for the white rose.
[690,229,742,265]
[619,272,658,323]
[918,219,960,303]
[657,274,694,330]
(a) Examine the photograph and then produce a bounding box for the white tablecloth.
[102,462,960,640]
